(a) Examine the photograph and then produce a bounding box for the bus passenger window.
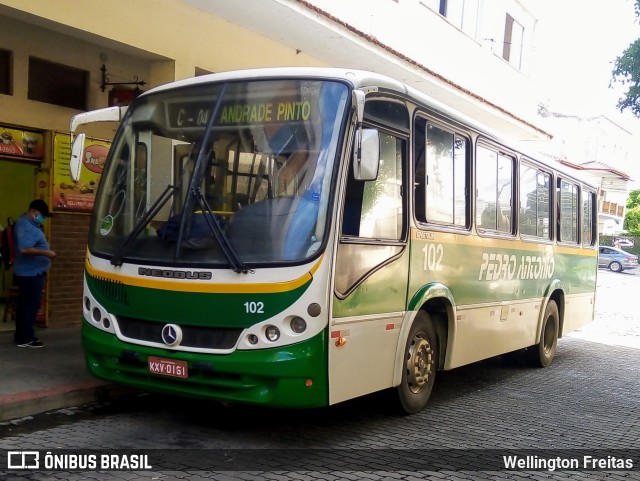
[413,119,426,222]
[476,145,514,234]
[519,164,551,239]
[558,179,579,243]
[582,191,596,246]
[414,118,468,228]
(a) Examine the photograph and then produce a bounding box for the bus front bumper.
[82,323,328,408]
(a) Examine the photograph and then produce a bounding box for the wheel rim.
[610,262,622,272]
[542,315,557,355]
[406,332,434,394]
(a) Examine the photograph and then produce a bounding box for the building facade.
[534,108,635,236]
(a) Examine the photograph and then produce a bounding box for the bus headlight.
[290,316,307,334]
[265,325,280,342]
[247,334,259,345]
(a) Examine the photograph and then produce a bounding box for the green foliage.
[611,0,640,117]
[627,189,640,209]
[624,207,640,234]
[625,190,640,234]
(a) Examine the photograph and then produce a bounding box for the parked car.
[598,246,639,272]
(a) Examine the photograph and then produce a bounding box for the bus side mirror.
[70,133,85,183]
[353,128,379,181]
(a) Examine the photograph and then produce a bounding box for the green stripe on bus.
[86,272,312,328]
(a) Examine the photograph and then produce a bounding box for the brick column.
[47,213,91,327]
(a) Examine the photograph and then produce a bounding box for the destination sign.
[167,99,313,128]
[167,100,213,128]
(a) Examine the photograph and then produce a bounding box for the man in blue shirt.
[13,199,56,348]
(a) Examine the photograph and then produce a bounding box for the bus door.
[330,128,410,405]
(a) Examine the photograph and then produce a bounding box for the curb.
[0,381,132,421]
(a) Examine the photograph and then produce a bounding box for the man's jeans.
[14,273,45,345]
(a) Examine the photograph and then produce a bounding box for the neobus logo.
[138,267,212,280]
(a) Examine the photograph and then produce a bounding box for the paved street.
[569,268,640,348]
[1,269,640,480]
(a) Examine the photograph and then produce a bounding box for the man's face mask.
[34,213,46,225]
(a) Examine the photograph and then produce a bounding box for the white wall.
[305,0,541,128]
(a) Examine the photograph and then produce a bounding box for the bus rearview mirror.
[70,133,85,183]
[353,129,379,181]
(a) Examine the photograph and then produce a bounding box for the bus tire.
[396,311,438,414]
[529,300,559,367]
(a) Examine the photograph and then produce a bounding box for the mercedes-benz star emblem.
[161,324,182,346]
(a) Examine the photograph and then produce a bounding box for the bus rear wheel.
[396,312,438,414]
[528,300,559,367]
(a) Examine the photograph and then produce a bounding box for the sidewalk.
[0,325,128,422]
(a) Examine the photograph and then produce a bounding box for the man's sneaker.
[17,340,44,348]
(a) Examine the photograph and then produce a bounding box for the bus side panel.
[329,248,409,405]
[408,230,597,369]
[560,292,596,335]
[448,300,540,368]
[553,246,598,336]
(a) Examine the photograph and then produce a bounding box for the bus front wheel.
[396,312,438,414]
[529,300,559,367]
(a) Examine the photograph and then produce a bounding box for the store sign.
[0,127,44,159]
[52,132,111,212]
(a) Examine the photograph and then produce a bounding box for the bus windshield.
[89,79,350,267]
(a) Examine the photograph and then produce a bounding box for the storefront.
[0,12,156,331]
[0,126,48,329]
[0,125,111,330]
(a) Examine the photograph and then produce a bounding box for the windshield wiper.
[173,82,248,274]
[110,184,177,266]
[188,187,249,274]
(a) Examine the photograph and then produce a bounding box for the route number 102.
[422,243,444,271]
[244,301,265,314]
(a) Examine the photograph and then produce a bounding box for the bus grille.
[90,276,129,305]
[117,316,242,350]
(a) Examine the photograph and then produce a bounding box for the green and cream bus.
[70,68,597,414]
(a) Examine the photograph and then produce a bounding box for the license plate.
[148,356,188,378]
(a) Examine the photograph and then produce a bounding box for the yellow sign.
[52,132,111,212]
[0,126,44,159]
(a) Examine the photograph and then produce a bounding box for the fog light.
[84,297,91,311]
[307,303,321,317]
[92,307,101,323]
[248,334,259,345]
[103,318,111,329]
[265,325,280,342]
[290,316,307,333]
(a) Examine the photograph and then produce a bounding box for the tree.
[624,189,640,234]
[611,0,640,117]
[628,189,640,209]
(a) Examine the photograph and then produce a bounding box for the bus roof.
[143,67,486,132]
[141,67,597,189]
